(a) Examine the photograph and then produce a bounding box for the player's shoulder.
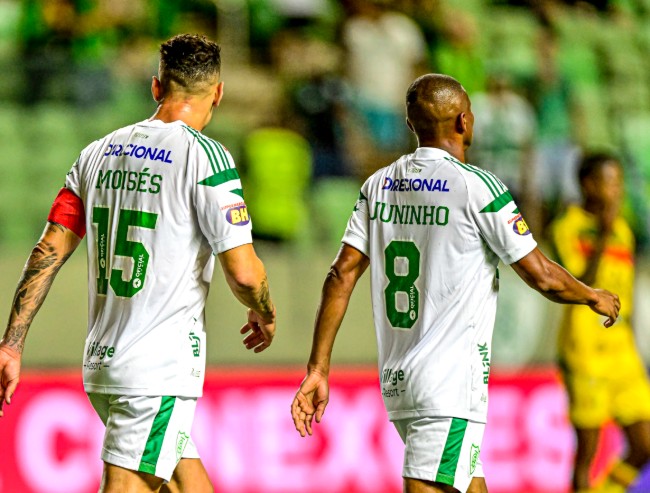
[445,156,507,196]
[181,125,235,171]
[614,215,635,246]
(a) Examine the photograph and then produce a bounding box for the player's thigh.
[612,366,650,428]
[89,393,198,483]
[404,477,458,493]
[562,371,610,429]
[404,476,487,493]
[574,427,601,464]
[394,416,485,493]
[622,420,650,465]
[100,462,164,493]
[161,458,213,493]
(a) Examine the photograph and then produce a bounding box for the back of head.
[406,74,469,141]
[159,34,221,97]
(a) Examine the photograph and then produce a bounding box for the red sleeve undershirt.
[48,188,86,238]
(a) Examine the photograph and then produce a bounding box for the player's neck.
[583,198,603,215]
[149,99,212,132]
[417,138,466,162]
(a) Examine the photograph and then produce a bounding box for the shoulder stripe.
[466,163,502,195]
[479,190,513,213]
[211,139,231,170]
[482,168,507,194]
[198,168,240,187]
[445,157,498,198]
[183,125,223,173]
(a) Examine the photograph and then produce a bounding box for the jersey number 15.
[92,206,158,298]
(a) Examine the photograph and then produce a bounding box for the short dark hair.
[159,34,221,94]
[406,74,467,139]
[578,152,621,184]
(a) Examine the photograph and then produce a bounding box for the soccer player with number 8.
[291,74,620,493]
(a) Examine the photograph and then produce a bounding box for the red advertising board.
[0,368,627,493]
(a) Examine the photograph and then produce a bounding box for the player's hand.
[240,308,275,353]
[291,370,329,437]
[0,344,21,418]
[589,288,621,327]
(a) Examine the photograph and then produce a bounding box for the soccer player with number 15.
[0,34,275,493]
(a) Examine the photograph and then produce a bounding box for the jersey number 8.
[384,240,420,329]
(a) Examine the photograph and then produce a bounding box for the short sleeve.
[468,171,537,265]
[192,141,252,254]
[341,180,371,257]
[64,154,83,198]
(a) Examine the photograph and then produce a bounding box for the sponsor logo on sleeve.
[510,215,531,235]
[224,203,250,226]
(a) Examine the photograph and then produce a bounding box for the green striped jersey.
[342,147,536,422]
[65,119,252,397]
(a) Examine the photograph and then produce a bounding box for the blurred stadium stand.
[1,0,649,367]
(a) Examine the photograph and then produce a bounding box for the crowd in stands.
[2,0,650,253]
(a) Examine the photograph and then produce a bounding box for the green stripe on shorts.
[435,418,468,485]
[138,396,176,475]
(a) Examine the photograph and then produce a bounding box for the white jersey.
[342,147,536,422]
[65,119,252,397]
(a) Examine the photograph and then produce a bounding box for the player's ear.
[151,76,163,103]
[214,81,224,107]
[406,118,415,134]
[457,112,467,134]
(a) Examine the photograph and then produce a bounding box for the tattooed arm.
[0,222,82,416]
[218,244,276,353]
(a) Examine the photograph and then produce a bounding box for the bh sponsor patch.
[512,215,530,235]
[225,204,250,226]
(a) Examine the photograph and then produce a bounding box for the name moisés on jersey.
[96,167,162,194]
[382,177,450,192]
[369,201,450,226]
[104,143,173,164]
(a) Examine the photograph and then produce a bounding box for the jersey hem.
[387,408,487,423]
[83,383,203,398]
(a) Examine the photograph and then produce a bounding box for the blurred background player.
[292,74,620,493]
[0,34,276,493]
[550,153,650,493]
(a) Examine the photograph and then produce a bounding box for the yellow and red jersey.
[550,204,639,376]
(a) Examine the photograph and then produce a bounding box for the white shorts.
[88,393,200,481]
[393,416,485,493]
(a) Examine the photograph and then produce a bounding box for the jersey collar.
[413,147,455,161]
